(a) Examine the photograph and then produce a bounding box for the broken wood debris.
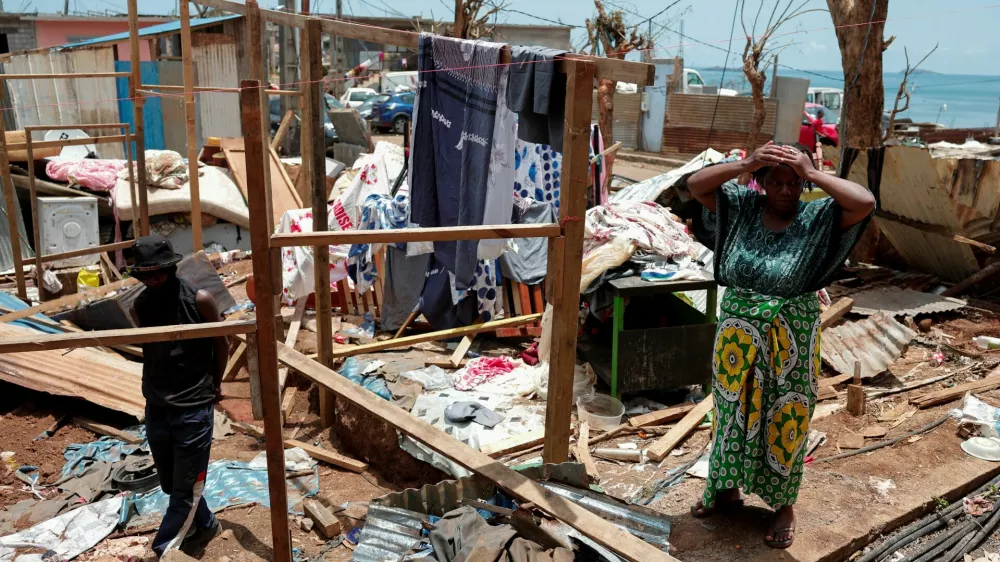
[910,372,1000,409]
[646,396,714,462]
[628,403,695,427]
[302,499,342,538]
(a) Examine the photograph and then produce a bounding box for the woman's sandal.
[764,526,795,549]
[690,497,744,519]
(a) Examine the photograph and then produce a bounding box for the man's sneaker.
[181,519,222,554]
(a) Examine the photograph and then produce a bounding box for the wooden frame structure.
[0,72,150,301]
[0,3,659,561]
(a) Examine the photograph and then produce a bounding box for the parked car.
[340,87,377,108]
[357,96,377,120]
[370,91,414,134]
[268,96,338,148]
[325,93,346,110]
[800,102,839,148]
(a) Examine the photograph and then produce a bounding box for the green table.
[607,276,718,399]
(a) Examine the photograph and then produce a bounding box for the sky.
[18,0,1000,76]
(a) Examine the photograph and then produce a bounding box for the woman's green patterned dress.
[697,181,868,509]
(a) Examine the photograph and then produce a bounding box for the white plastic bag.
[533,362,595,401]
[950,394,1000,438]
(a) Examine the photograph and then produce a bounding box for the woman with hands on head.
[684,141,874,549]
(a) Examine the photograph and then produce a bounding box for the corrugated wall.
[1,47,124,159]
[192,34,241,146]
[591,91,640,149]
[661,93,777,157]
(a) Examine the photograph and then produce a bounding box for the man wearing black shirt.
[129,235,229,558]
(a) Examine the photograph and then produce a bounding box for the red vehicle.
[800,102,839,148]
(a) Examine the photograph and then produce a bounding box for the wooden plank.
[0,100,27,300]
[394,309,420,339]
[820,298,854,330]
[302,499,342,538]
[127,0,150,235]
[278,298,306,387]
[180,0,203,252]
[75,417,142,444]
[238,81,292,562]
[285,439,368,473]
[275,341,677,562]
[223,341,248,382]
[0,320,256,353]
[574,422,600,482]
[25,139,43,291]
[39,240,135,264]
[270,109,294,150]
[6,135,129,151]
[270,224,561,247]
[847,361,866,416]
[628,403,696,428]
[449,335,473,368]
[910,372,1000,408]
[0,278,138,324]
[544,60,594,465]
[0,72,131,80]
[482,429,545,458]
[646,396,714,462]
[306,314,541,359]
[101,252,122,281]
[220,137,303,225]
[281,387,297,420]
[819,373,854,387]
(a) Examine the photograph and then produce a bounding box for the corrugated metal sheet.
[55,15,242,50]
[592,92,640,149]
[0,185,34,273]
[1,47,124,159]
[664,94,778,132]
[0,322,144,418]
[850,286,966,316]
[821,312,917,379]
[192,37,241,146]
[350,505,426,562]
[611,148,725,203]
[876,217,979,283]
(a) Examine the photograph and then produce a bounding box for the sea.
[695,68,1000,129]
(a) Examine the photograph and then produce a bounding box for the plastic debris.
[399,366,456,391]
[950,394,1000,438]
[869,477,897,502]
[0,497,122,561]
[250,447,317,472]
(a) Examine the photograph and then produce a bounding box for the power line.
[504,8,583,28]
[703,0,740,160]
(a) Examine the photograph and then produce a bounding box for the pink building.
[26,15,170,61]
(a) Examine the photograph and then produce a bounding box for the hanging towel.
[513,140,562,218]
[478,61,517,262]
[409,33,505,292]
[506,46,568,152]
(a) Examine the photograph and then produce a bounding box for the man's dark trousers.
[145,402,217,557]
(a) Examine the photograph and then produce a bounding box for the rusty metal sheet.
[850,286,966,317]
[192,40,241,145]
[876,218,979,283]
[821,312,917,380]
[0,322,144,418]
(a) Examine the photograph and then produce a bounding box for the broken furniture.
[583,277,717,399]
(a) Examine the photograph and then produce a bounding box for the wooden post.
[124,131,139,240]
[247,0,273,225]
[303,18,335,426]
[180,0,204,252]
[0,109,27,300]
[24,138,43,290]
[543,60,595,464]
[127,0,150,236]
[847,360,865,416]
[239,80,292,562]
[453,0,464,38]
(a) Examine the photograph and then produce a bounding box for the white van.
[806,87,843,111]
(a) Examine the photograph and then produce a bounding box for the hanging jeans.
[145,402,217,557]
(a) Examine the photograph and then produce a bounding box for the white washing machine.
[38,196,101,268]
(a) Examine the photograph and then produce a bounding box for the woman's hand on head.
[747,141,786,172]
[775,146,815,179]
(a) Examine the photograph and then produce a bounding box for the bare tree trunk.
[827,0,889,263]
[744,63,767,153]
[826,0,889,149]
[596,77,615,197]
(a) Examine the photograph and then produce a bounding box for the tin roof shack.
[835,145,1000,284]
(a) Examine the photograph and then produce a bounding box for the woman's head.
[752,142,813,215]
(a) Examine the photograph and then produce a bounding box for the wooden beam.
[38,240,135,264]
[239,79,293,562]
[544,60,593,465]
[393,308,420,339]
[128,0,150,236]
[820,297,854,330]
[24,136,43,292]
[574,422,599,482]
[141,83,300,95]
[910,371,1000,409]
[449,335,473,368]
[275,340,676,562]
[6,135,128,152]
[75,417,142,444]
[0,278,138,325]
[0,320,256,353]
[628,403,696,428]
[270,109,295,150]
[482,429,545,458]
[943,260,1000,298]
[180,0,203,252]
[270,224,561,247]
[302,499,342,538]
[646,396,713,462]
[285,439,367,473]
[0,102,27,300]
[223,340,248,382]
[303,314,541,359]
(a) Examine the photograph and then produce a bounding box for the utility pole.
[454,0,464,38]
[678,19,684,63]
[64,0,69,14]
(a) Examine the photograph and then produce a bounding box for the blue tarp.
[60,427,147,478]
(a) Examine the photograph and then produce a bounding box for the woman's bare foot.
[691,489,743,518]
[765,505,796,549]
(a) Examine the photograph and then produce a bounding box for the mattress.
[115,165,250,228]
